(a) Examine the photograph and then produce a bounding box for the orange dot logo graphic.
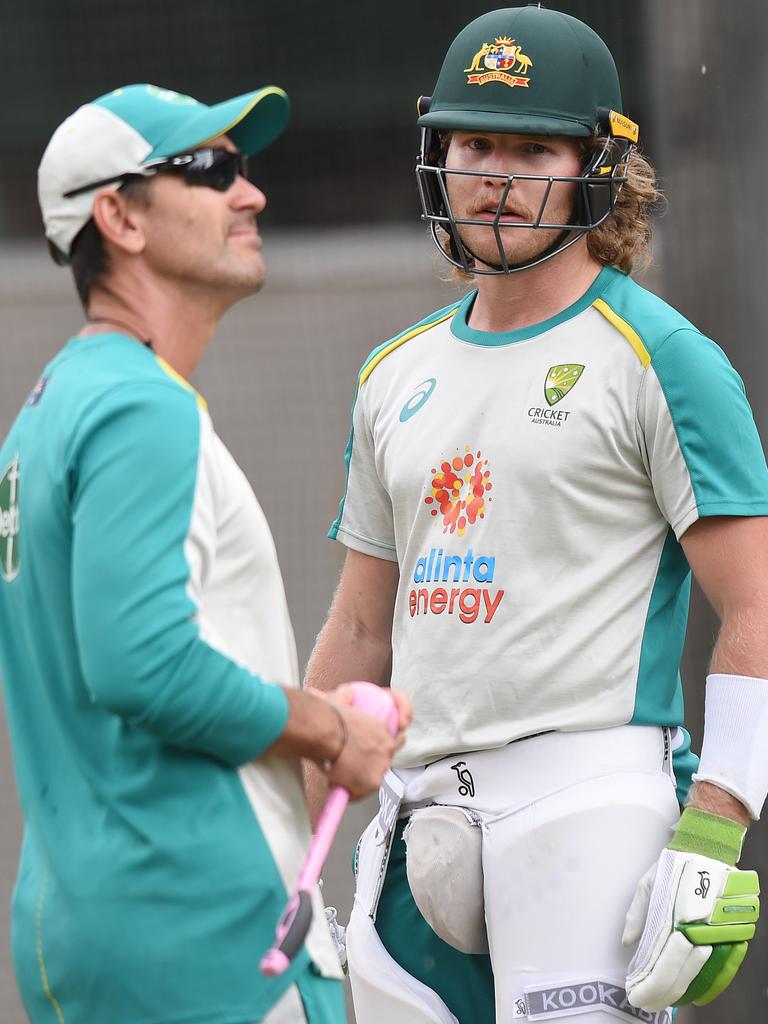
[424,448,492,536]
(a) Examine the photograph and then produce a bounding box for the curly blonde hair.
[583,142,660,274]
[435,133,661,279]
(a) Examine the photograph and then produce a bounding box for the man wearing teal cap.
[305,6,768,1023]
[0,83,411,1023]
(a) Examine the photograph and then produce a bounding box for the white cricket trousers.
[348,726,680,1024]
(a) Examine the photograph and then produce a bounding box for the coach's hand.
[623,807,759,1011]
[323,685,411,800]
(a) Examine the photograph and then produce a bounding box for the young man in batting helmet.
[306,7,768,1022]
[0,83,411,1023]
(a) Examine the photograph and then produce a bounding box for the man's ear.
[92,188,147,256]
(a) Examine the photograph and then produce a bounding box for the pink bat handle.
[260,682,399,976]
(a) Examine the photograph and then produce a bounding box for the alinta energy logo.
[425,449,492,536]
[409,448,503,625]
[528,363,585,427]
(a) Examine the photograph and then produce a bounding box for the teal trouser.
[293,973,346,1024]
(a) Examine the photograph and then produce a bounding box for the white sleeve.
[329,382,397,561]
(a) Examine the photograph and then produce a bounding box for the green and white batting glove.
[623,807,759,1011]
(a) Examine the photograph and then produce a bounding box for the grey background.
[1,1,767,1021]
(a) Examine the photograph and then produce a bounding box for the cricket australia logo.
[464,36,533,89]
[0,454,20,583]
[528,364,585,427]
[545,364,585,406]
[451,761,475,797]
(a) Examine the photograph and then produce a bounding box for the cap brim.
[418,108,592,137]
[152,86,290,159]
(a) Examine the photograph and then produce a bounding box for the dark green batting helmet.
[415,6,640,274]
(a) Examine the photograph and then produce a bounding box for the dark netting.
[0,0,649,236]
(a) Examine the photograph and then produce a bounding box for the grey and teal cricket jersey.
[0,333,343,1024]
[331,264,768,793]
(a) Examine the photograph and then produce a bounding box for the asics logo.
[400,378,437,422]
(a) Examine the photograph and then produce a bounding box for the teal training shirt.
[0,333,343,1024]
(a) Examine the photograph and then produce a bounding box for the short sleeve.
[329,383,397,560]
[638,328,768,538]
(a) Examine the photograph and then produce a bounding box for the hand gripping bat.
[260,681,399,976]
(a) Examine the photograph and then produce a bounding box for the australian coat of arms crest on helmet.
[464,36,533,88]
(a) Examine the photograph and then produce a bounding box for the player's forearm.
[304,608,393,693]
[687,600,768,825]
[708,598,768,679]
[303,611,393,824]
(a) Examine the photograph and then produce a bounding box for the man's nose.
[232,176,267,214]
[482,157,516,187]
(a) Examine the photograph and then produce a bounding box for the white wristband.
[692,673,768,820]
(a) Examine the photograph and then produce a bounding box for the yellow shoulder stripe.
[359,308,459,387]
[592,298,651,368]
[155,356,209,411]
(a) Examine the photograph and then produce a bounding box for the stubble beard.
[166,245,267,304]
[456,222,568,270]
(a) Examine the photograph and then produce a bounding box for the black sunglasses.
[63,148,249,199]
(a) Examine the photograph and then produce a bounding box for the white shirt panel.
[339,304,669,766]
[188,411,340,978]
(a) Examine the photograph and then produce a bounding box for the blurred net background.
[1,1,766,1021]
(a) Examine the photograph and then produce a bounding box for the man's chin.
[235,269,267,297]
[206,263,266,302]
[460,230,564,272]
[231,253,267,292]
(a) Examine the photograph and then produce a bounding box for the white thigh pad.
[404,805,488,954]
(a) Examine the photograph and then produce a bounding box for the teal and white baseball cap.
[38,83,290,258]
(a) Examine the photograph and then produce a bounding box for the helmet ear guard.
[576,107,639,226]
[416,95,432,117]
[415,122,447,222]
